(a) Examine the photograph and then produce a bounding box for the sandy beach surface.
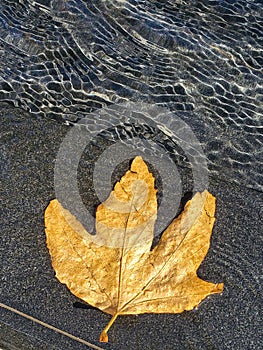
[1,102,262,349]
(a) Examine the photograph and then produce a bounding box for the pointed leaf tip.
[130,155,149,173]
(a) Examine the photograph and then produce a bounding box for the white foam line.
[0,302,104,350]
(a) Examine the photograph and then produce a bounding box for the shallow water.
[0,0,262,191]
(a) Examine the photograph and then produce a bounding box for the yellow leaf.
[44,156,223,342]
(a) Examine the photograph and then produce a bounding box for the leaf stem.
[99,313,119,342]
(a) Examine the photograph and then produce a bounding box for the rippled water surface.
[0,0,262,190]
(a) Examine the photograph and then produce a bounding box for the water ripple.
[0,0,262,192]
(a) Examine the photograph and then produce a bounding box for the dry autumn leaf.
[45,156,223,342]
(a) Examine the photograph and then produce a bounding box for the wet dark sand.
[1,102,262,349]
